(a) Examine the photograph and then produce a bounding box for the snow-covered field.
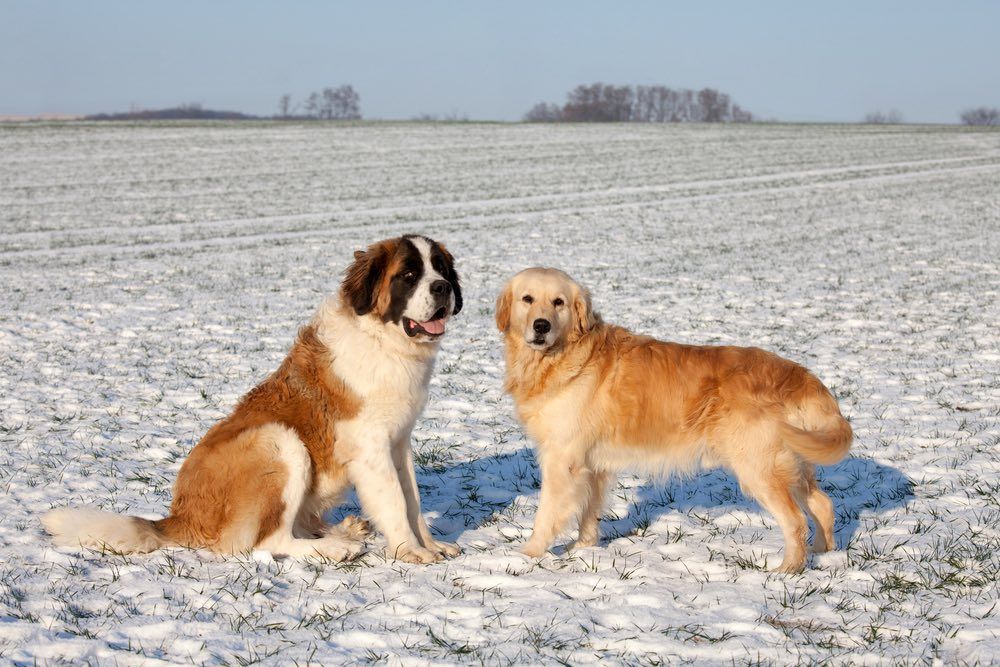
[1,121,998,665]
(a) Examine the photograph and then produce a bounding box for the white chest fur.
[313,298,437,450]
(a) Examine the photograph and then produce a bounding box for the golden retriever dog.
[44,235,463,564]
[496,268,852,573]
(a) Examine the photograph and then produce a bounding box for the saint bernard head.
[341,235,462,343]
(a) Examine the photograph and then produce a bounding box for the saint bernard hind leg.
[250,425,365,561]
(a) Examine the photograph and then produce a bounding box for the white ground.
[1,121,998,666]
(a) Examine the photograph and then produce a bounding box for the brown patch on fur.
[499,268,852,572]
[341,238,401,317]
[154,324,362,551]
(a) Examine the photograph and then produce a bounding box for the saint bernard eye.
[401,271,417,283]
[553,298,564,307]
[522,295,534,304]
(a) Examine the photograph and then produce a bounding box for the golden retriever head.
[341,234,461,343]
[496,268,597,352]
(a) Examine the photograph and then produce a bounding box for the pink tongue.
[420,318,446,335]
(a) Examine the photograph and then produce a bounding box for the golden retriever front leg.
[570,470,613,550]
[521,449,591,557]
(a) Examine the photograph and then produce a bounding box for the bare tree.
[864,109,903,124]
[960,107,1000,126]
[523,102,561,122]
[698,88,730,122]
[277,94,292,118]
[325,85,361,120]
[320,88,336,119]
[732,104,753,123]
[304,92,321,119]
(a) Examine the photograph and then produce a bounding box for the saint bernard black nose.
[533,318,551,334]
[431,280,452,297]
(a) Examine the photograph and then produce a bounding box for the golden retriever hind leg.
[741,476,809,573]
[726,420,810,573]
[391,434,461,559]
[735,462,810,573]
[522,452,592,557]
[799,467,836,553]
[570,470,613,550]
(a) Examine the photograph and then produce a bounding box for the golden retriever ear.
[573,285,596,336]
[342,241,393,315]
[495,283,512,333]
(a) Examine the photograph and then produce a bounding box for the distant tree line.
[86,86,363,121]
[860,106,1000,126]
[863,109,903,124]
[410,110,470,122]
[277,85,361,120]
[86,103,255,121]
[77,89,1000,127]
[524,83,754,123]
[960,107,999,126]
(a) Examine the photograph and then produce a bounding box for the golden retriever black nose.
[533,319,551,334]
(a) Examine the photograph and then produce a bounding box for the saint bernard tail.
[42,508,166,553]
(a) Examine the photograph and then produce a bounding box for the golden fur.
[497,268,852,573]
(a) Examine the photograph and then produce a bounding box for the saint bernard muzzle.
[342,234,463,341]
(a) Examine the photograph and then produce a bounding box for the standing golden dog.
[496,268,851,573]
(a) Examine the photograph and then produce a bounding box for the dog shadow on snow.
[332,449,914,555]
[604,455,915,553]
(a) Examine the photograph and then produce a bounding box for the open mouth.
[403,307,448,338]
[530,335,548,347]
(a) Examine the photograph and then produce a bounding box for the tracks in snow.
[2,154,998,262]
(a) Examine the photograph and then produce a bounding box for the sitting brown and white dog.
[496,268,852,573]
[44,235,462,564]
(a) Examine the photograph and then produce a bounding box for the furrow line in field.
[2,161,998,263]
[2,153,997,242]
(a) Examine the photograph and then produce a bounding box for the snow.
[1,120,998,665]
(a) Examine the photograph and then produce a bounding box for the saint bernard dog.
[43,235,463,564]
[496,268,852,573]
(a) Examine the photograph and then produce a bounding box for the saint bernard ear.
[435,241,463,315]
[495,281,512,333]
[341,240,395,315]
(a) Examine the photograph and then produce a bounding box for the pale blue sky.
[2,1,997,122]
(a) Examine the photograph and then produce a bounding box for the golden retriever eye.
[522,295,534,304]
[553,298,564,307]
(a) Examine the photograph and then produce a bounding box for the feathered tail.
[780,417,853,466]
[41,507,168,553]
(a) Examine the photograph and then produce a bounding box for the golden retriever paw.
[427,540,461,558]
[771,558,806,574]
[568,537,598,551]
[519,541,550,558]
[390,544,442,564]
